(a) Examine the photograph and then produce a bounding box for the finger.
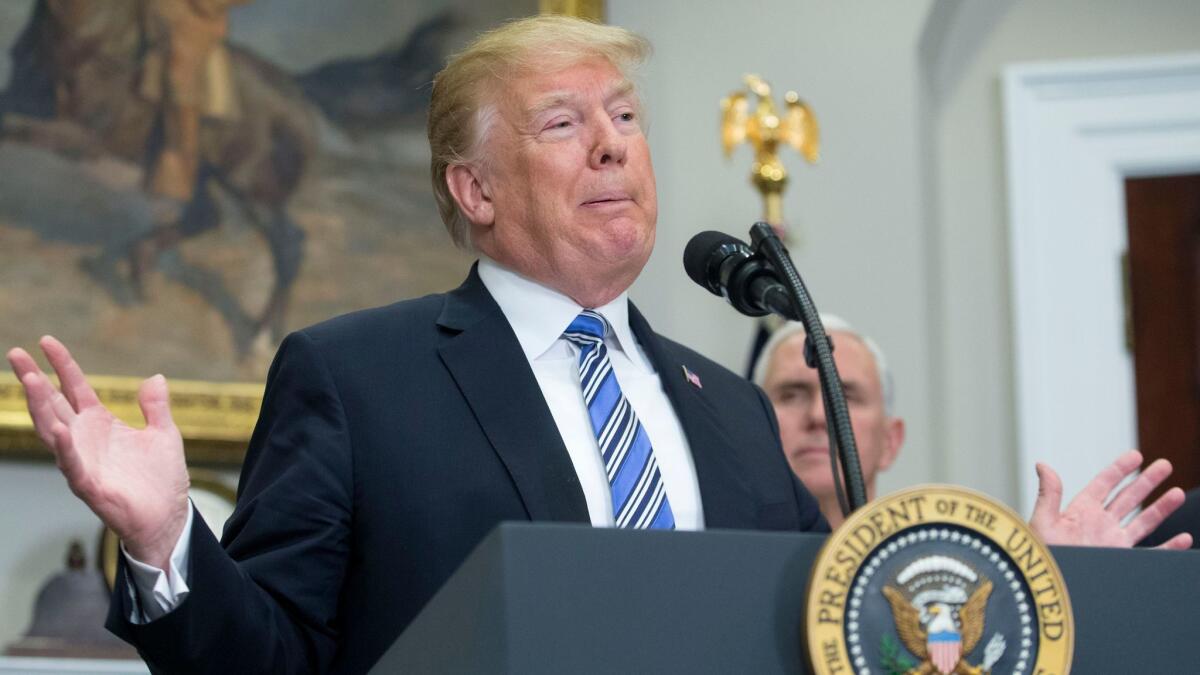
[6,347,43,381]
[1079,450,1143,503]
[49,420,89,490]
[19,371,75,448]
[1031,462,1063,520]
[21,369,77,425]
[1153,533,1193,551]
[9,348,61,430]
[47,383,78,425]
[1125,486,1186,543]
[39,336,102,411]
[1106,458,1172,517]
[138,374,176,430]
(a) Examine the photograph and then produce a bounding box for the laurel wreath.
[879,634,917,675]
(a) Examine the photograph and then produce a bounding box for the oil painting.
[0,0,607,460]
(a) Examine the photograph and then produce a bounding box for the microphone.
[682,231,798,320]
[684,224,870,517]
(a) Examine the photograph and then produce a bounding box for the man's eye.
[775,389,805,405]
[616,112,635,122]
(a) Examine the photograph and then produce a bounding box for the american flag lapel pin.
[681,365,702,389]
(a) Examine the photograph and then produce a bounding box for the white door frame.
[1003,52,1200,515]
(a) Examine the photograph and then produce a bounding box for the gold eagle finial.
[719,74,820,235]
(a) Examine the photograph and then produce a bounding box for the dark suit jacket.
[107,266,826,674]
[1140,487,1200,549]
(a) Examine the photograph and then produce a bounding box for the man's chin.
[588,230,652,277]
[788,455,836,487]
[790,464,834,488]
[595,217,652,253]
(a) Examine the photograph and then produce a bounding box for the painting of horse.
[0,0,534,382]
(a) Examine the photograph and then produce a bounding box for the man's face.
[469,58,657,305]
[762,331,903,503]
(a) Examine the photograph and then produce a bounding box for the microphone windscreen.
[683,230,743,290]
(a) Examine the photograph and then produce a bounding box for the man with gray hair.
[753,317,1193,545]
[753,316,902,527]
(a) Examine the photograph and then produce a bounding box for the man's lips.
[791,445,829,458]
[582,191,633,206]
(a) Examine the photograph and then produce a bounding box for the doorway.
[1125,173,1200,493]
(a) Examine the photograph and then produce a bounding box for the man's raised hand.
[6,336,190,572]
[1030,449,1192,550]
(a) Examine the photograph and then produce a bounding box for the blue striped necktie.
[563,310,675,530]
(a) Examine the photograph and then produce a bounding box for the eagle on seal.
[882,579,993,675]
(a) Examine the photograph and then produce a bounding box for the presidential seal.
[804,485,1073,675]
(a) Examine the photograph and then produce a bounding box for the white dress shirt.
[477,257,704,530]
[124,258,704,620]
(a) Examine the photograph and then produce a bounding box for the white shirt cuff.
[122,503,194,623]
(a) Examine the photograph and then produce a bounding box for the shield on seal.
[928,630,962,674]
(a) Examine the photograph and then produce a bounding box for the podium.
[371,523,1200,673]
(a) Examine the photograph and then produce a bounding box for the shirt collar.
[477,257,648,369]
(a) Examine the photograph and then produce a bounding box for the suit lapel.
[628,304,759,530]
[436,266,589,524]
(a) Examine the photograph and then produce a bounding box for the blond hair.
[427,15,651,248]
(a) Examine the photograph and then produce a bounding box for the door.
[1125,173,1200,495]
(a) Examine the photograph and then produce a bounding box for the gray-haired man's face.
[762,331,904,518]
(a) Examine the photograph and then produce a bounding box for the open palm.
[1030,450,1191,550]
[7,337,190,570]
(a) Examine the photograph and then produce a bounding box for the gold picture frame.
[0,2,604,467]
[1,372,261,466]
[540,0,605,21]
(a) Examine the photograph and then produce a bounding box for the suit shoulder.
[293,293,446,348]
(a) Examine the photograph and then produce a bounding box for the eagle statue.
[719,73,820,241]
[720,74,819,163]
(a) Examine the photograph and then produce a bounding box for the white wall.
[931,0,1200,503]
[0,461,240,649]
[612,0,938,506]
[0,463,106,648]
[613,0,1200,511]
[609,0,1200,509]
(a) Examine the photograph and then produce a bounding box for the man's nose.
[589,118,627,169]
[806,394,828,429]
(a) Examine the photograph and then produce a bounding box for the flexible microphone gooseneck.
[748,222,868,516]
[682,226,869,517]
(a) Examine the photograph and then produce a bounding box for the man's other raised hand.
[1030,449,1192,550]
[6,336,190,572]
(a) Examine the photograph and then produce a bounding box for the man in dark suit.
[8,15,822,674]
[6,14,1190,675]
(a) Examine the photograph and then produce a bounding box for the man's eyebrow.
[606,79,636,105]
[772,380,817,393]
[527,92,578,118]
[840,381,870,399]
[526,79,638,118]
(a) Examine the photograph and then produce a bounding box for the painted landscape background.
[0,0,536,382]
